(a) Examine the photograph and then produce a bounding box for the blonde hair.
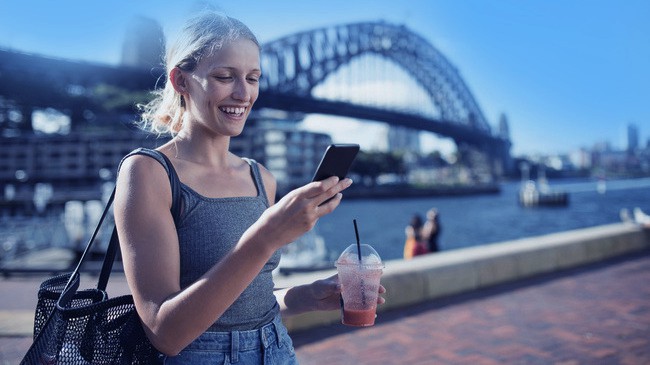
[138,11,259,135]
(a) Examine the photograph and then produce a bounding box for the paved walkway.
[290,251,650,365]
[1,252,649,364]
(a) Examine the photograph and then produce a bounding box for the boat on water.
[518,164,569,207]
[274,229,336,275]
[519,180,569,207]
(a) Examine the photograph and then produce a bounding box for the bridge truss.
[256,21,511,177]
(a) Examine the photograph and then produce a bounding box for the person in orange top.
[404,214,429,259]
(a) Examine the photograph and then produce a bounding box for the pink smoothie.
[342,308,376,326]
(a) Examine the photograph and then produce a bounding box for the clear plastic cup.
[335,244,383,326]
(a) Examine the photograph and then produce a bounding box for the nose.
[232,78,252,102]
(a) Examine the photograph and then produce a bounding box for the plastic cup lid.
[336,243,383,266]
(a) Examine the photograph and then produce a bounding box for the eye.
[214,75,233,82]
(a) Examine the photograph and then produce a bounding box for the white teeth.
[220,107,245,115]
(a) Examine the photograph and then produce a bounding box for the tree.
[351,151,405,186]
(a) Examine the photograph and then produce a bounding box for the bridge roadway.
[256,92,507,147]
[1,230,649,364]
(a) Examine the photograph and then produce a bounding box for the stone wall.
[276,223,650,332]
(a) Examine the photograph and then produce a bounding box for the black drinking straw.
[353,219,362,262]
[353,219,367,306]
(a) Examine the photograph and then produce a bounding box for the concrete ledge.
[278,222,650,332]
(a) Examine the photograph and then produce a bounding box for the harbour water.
[314,177,650,262]
[2,177,650,267]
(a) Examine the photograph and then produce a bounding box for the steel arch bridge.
[255,21,512,175]
[0,21,512,176]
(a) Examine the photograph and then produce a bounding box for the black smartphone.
[312,144,360,182]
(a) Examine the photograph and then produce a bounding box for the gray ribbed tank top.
[173,157,281,332]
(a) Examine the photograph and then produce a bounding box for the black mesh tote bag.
[20,148,181,365]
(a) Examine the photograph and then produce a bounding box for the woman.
[403,214,428,259]
[114,11,384,363]
[421,208,441,253]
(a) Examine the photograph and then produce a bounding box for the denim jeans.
[161,314,298,364]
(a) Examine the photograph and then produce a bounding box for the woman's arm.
[115,156,352,356]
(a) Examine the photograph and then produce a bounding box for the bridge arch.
[260,21,491,134]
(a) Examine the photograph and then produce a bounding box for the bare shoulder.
[118,153,168,184]
[115,153,172,205]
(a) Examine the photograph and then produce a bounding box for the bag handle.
[97,149,182,290]
[59,148,182,304]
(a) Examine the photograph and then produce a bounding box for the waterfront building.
[388,126,421,155]
[568,148,592,170]
[0,118,332,212]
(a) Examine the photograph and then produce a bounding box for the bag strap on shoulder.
[61,148,182,301]
[120,148,182,223]
[99,148,182,290]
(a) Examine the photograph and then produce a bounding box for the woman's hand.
[249,176,353,252]
[278,274,386,316]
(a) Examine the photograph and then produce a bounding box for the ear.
[169,67,188,94]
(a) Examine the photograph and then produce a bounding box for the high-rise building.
[121,16,165,70]
[498,113,510,140]
[627,123,639,152]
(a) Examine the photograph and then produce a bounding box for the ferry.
[518,164,569,207]
[518,180,569,207]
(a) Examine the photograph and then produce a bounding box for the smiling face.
[180,38,261,138]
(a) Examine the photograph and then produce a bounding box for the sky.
[0,0,648,157]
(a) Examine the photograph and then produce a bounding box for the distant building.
[388,126,420,154]
[121,16,165,70]
[569,148,592,170]
[498,113,510,140]
[0,121,333,212]
[592,149,628,173]
[628,123,639,152]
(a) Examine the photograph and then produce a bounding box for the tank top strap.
[241,158,269,204]
[118,147,183,225]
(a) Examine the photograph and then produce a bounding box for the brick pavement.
[291,251,650,365]
[1,252,649,364]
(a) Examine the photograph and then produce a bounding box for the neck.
[168,130,232,167]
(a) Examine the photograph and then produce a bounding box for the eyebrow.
[209,65,261,73]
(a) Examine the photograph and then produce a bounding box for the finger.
[377,285,386,305]
[315,177,353,200]
[304,176,340,197]
[316,178,353,207]
[315,192,343,211]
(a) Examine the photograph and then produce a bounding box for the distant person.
[404,214,429,259]
[421,208,441,253]
[621,207,650,228]
[113,11,384,363]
